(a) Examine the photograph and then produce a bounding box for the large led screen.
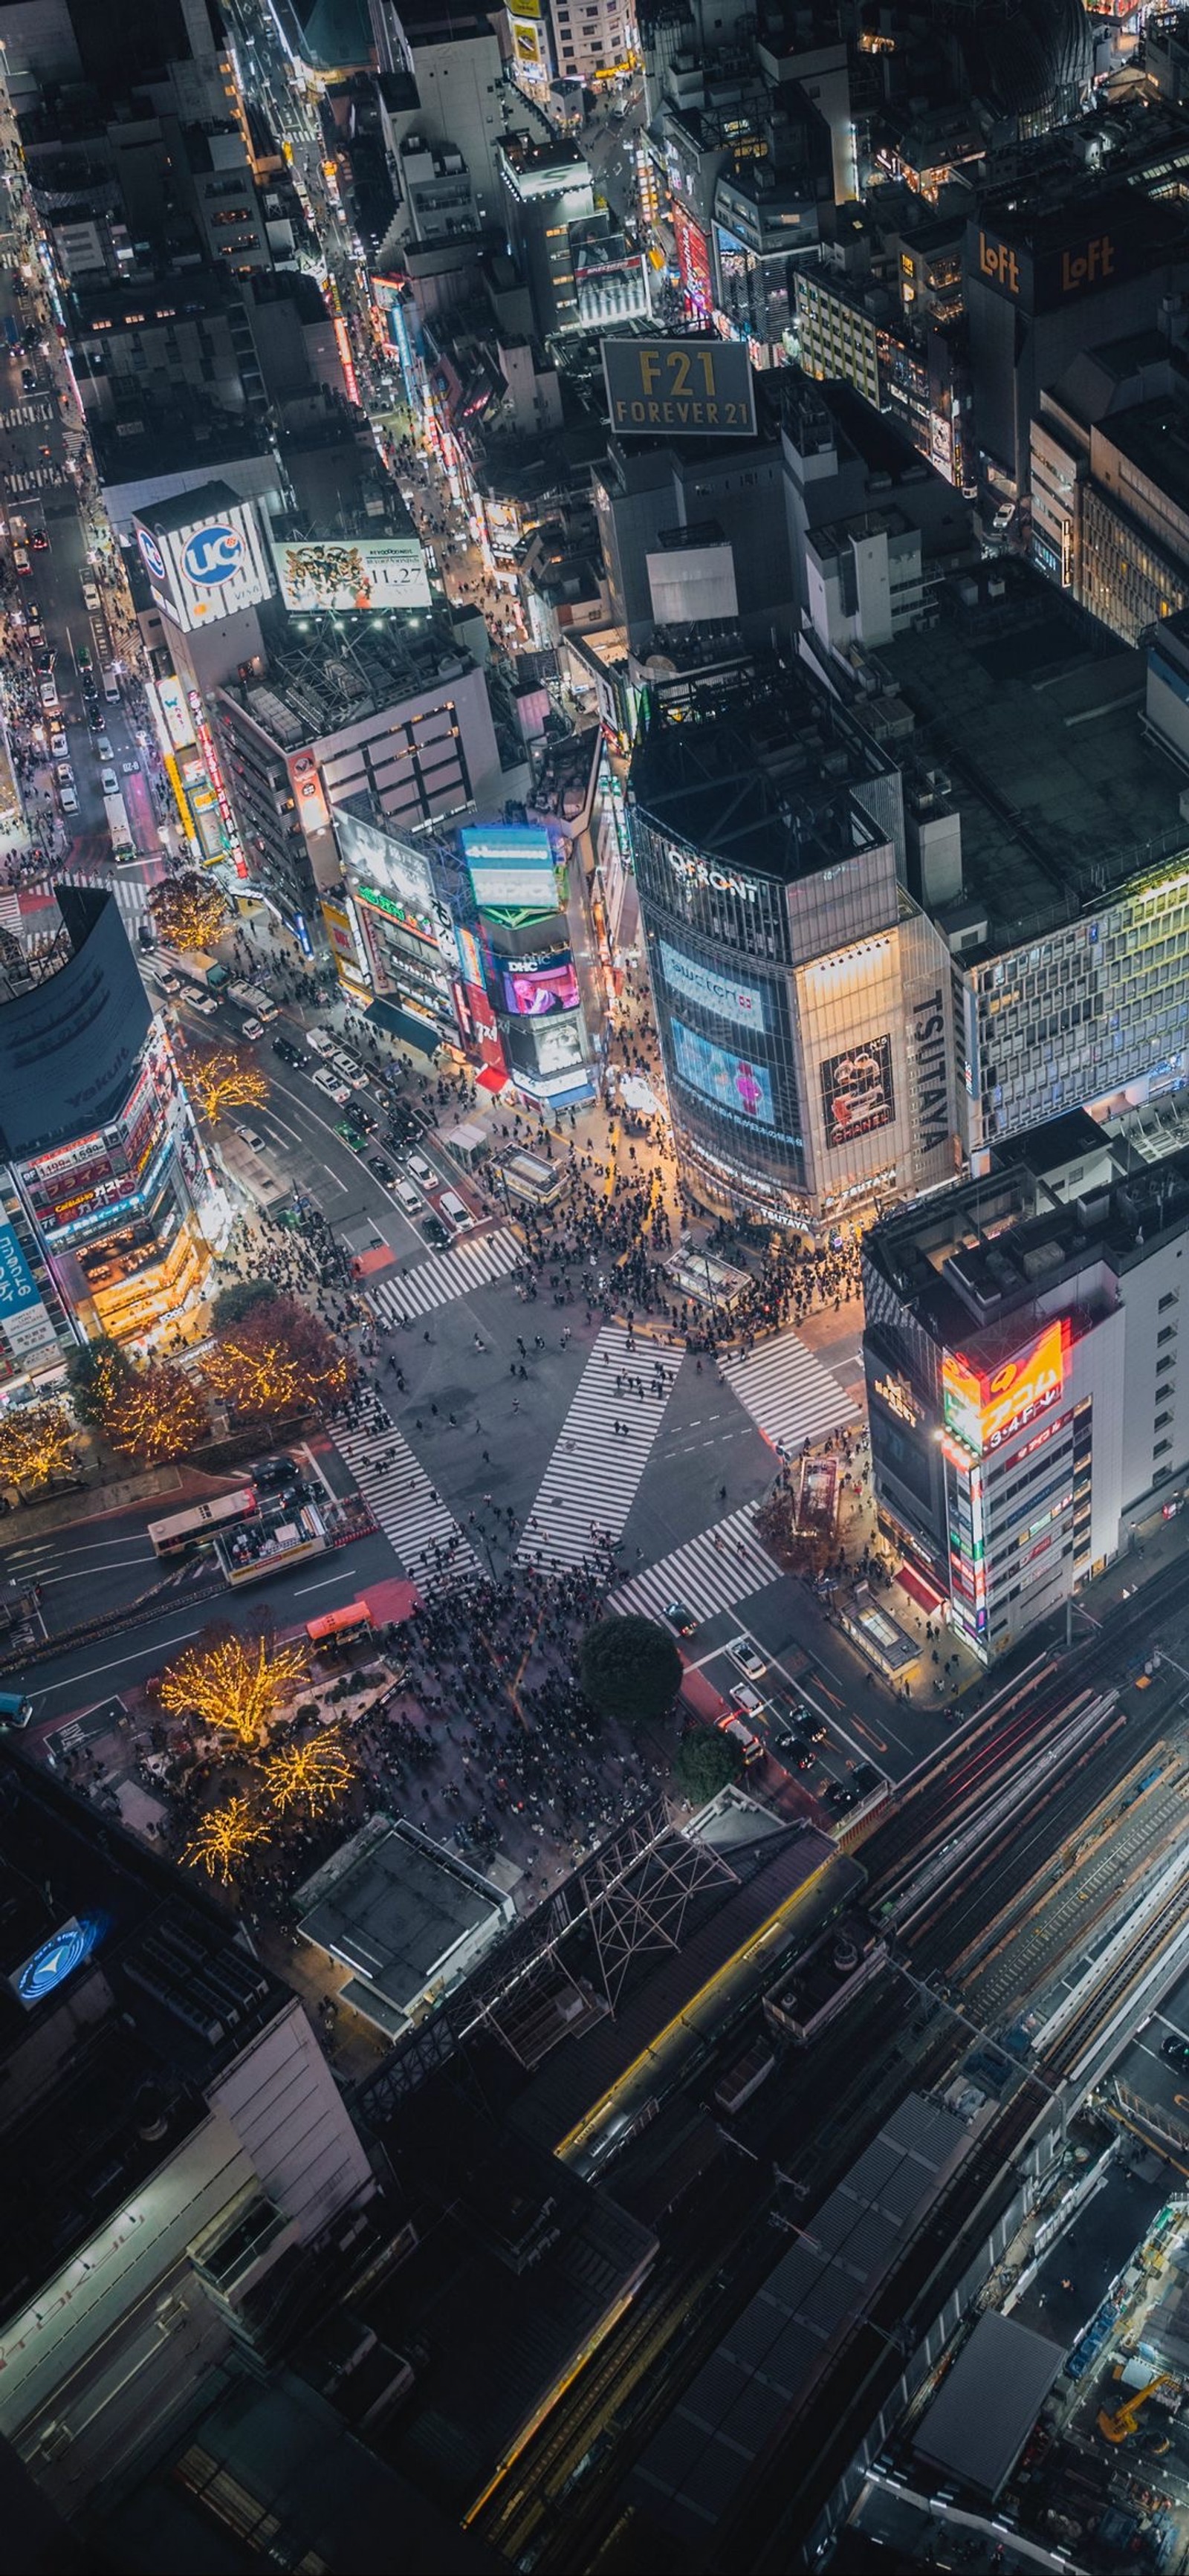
[671,1019,775,1126]
[502,961,580,1016]
[658,939,767,1031]
[269,534,431,613]
[820,1035,895,1148]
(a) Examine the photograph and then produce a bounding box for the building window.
[1160,1290,1180,1311]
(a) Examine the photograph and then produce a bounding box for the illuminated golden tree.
[0,1398,78,1492]
[204,1295,354,1421]
[265,1728,355,1817]
[149,869,228,952]
[160,1630,309,1747]
[184,1794,271,1883]
[102,1360,210,1464]
[184,1043,269,1125]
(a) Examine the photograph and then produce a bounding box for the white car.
[407,1153,435,1188]
[234,1126,265,1151]
[95,735,113,759]
[55,759,71,785]
[730,1681,766,1720]
[100,767,119,795]
[59,782,77,813]
[157,970,181,995]
[716,1712,764,1766]
[81,580,100,611]
[313,1068,351,1105]
[306,1028,335,1057]
[49,730,67,759]
[190,992,218,1016]
[727,1635,767,1681]
[392,1175,422,1215]
[331,1054,369,1089]
[39,678,58,711]
[239,1016,264,1041]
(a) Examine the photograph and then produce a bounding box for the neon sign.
[943,1320,1066,1456]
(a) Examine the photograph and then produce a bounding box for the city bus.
[147,1487,257,1557]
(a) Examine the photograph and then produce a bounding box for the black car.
[250,1455,295,1489]
[350,1105,378,1135]
[32,646,52,674]
[664,1600,696,1636]
[272,1035,302,1065]
[1162,2034,1189,2072]
[420,1215,449,1247]
[369,1155,395,1184]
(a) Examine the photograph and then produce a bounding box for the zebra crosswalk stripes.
[0,401,52,428]
[331,1413,479,1592]
[25,868,152,929]
[516,1325,678,1571]
[610,1508,784,1629]
[369,1225,521,1321]
[724,1328,858,1459]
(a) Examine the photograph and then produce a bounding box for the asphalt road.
[0,77,164,869]
[13,1513,401,1725]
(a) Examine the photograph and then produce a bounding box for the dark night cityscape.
[9,1,1189,2572]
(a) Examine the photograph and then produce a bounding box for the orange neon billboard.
[942,1317,1066,1456]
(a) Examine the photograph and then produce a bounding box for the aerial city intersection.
[6,1,1189,2572]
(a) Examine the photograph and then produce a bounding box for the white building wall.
[209,1996,374,2239]
[1116,1231,1189,1514]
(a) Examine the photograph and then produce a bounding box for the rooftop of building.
[872,561,1189,950]
[1092,387,1189,511]
[863,1103,1189,1356]
[90,400,273,491]
[629,651,896,886]
[297,1815,509,2028]
[218,608,476,749]
[0,1750,292,2329]
[72,264,244,325]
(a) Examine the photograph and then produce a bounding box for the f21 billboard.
[135,498,273,633]
[602,336,757,440]
[269,533,432,614]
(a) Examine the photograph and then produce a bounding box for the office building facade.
[0,889,229,1358]
[628,672,957,1228]
[864,1113,1189,1661]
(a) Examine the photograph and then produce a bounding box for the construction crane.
[1097,2375,1179,2443]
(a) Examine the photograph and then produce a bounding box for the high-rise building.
[628,661,957,1228]
[863,1109,1189,1662]
[212,618,502,945]
[0,1752,374,2523]
[0,887,230,1357]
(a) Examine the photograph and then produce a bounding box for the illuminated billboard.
[337,808,437,935]
[269,533,431,614]
[658,939,767,1030]
[134,495,273,632]
[820,1036,894,1149]
[461,825,558,916]
[671,1019,774,1126]
[942,1319,1066,1456]
[602,332,755,438]
[10,1916,94,2009]
[502,959,580,1016]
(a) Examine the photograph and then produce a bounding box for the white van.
[102,666,120,702]
[438,1189,470,1233]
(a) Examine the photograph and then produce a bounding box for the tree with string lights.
[204,1294,354,1421]
[102,1359,210,1464]
[0,1399,80,1493]
[158,1629,309,1748]
[265,1729,355,1818]
[149,869,228,953]
[184,1794,271,1884]
[182,1042,269,1126]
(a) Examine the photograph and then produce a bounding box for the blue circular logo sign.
[137,525,167,583]
[16,1920,88,2005]
[181,522,244,588]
